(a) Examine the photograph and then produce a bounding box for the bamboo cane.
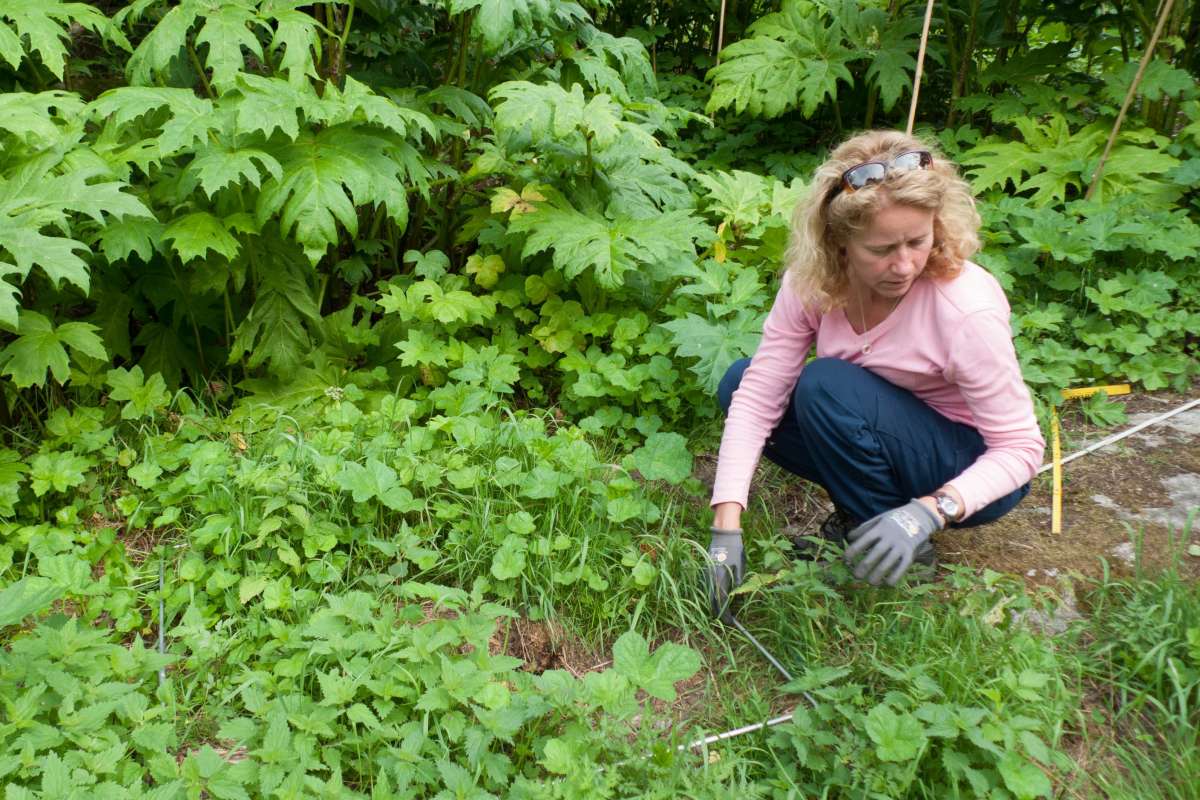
[907,0,937,134]
[1085,0,1177,200]
[716,0,729,64]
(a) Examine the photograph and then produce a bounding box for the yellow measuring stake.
[1051,383,1131,534]
[1051,409,1063,533]
[1061,384,1131,401]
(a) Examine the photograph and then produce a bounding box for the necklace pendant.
[861,342,872,354]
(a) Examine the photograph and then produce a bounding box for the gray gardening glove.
[843,500,943,586]
[707,528,745,624]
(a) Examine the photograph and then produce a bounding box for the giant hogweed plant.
[0,0,444,395]
[706,0,924,125]
[0,0,772,439]
[1,0,1198,427]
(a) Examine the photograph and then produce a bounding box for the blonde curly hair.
[784,130,981,311]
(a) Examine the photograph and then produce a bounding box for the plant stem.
[458,24,472,89]
[16,392,44,435]
[453,10,475,87]
[316,274,330,314]
[323,3,343,86]
[948,0,979,128]
[337,0,356,56]
[715,0,728,63]
[223,287,235,351]
[187,42,215,98]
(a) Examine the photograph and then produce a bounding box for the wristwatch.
[933,491,961,523]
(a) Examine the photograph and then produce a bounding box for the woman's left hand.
[843,499,944,586]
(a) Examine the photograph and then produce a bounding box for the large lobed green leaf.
[449,0,588,54]
[124,0,330,92]
[0,151,152,330]
[661,309,763,392]
[0,0,128,79]
[706,0,856,118]
[228,250,320,375]
[491,81,626,149]
[0,576,63,628]
[0,310,106,387]
[508,198,710,290]
[612,630,701,702]
[256,125,425,264]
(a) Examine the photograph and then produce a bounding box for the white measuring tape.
[1038,396,1200,476]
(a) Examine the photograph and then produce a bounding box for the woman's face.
[842,201,935,303]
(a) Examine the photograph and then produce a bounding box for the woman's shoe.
[788,508,856,561]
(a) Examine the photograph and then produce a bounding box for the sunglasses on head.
[828,150,933,200]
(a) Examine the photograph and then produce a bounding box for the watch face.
[936,494,960,519]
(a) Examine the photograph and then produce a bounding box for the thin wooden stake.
[907,0,937,135]
[1085,0,1176,200]
[716,0,729,64]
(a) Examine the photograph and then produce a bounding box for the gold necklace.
[855,290,903,355]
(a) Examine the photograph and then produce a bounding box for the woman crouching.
[707,130,1045,616]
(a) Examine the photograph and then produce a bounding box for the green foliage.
[0,148,151,331]
[0,576,61,627]
[0,0,1188,430]
[962,115,1182,207]
[1,1,1200,796]
[0,311,106,388]
[0,389,742,798]
[122,0,330,91]
[508,197,709,291]
[449,0,589,55]
[0,0,128,79]
[708,1,851,118]
[625,432,693,484]
[707,0,918,118]
[105,366,170,419]
[978,194,1200,395]
[725,562,1079,799]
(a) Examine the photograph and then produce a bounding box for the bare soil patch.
[950,392,1200,587]
[490,616,609,676]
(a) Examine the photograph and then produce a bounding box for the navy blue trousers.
[718,357,1029,527]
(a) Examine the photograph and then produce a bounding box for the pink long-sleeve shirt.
[711,261,1045,519]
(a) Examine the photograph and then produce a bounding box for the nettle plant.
[0,576,718,798]
[0,372,704,639]
[0,385,727,795]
